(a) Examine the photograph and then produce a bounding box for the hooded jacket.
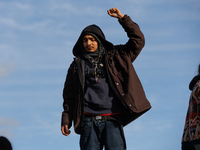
[62,15,151,134]
[182,75,200,148]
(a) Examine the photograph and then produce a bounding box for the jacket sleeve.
[61,61,76,128]
[116,14,145,62]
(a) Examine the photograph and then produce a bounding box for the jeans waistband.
[84,113,121,120]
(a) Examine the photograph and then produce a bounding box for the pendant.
[95,77,98,83]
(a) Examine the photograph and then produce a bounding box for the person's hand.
[107,7,124,19]
[61,125,71,136]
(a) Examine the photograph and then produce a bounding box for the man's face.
[83,35,98,52]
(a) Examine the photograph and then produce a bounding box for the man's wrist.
[118,14,124,19]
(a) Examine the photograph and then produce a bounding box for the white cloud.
[124,117,173,138]
[0,18,19,28]
[0,117,19,138]
[0,17,54,32]
[50,2,106,18]
[13,2,31,10]
[0,64,15,80]
[52,3,77,13]
[0,1,31,10]
[0,45,19,73]
[147,94,159,103]
[145,43,200,52]
[83,6,105,16]
[0,117,19,126]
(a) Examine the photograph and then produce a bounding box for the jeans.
[80,116,126,150]
[195,144,200,150]
[182,145,200,150]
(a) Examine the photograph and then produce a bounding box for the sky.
[0,0,200,150]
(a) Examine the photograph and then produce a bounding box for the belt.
[84,114,105,120]
[84,113,121,120]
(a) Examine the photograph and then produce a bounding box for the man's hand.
[61,125,71,136]
[107,7,124,19]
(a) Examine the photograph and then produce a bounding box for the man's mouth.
[87,47,93,50]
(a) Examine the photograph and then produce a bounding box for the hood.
[72,24,113,57]
[189,75,200,90]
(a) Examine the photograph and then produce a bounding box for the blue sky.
[0,0,199,150]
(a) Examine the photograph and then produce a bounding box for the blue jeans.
[80,116,126,150]
[195,144,200,150]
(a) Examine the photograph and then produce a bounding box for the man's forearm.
[119,15,145,49]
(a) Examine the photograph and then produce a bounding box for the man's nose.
[87,40,91,45]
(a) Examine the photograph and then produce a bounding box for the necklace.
[90,55,103,83]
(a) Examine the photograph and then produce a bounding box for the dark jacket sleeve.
[106,14,151,123]
[116,14,145,62]
[61,61,76,128]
